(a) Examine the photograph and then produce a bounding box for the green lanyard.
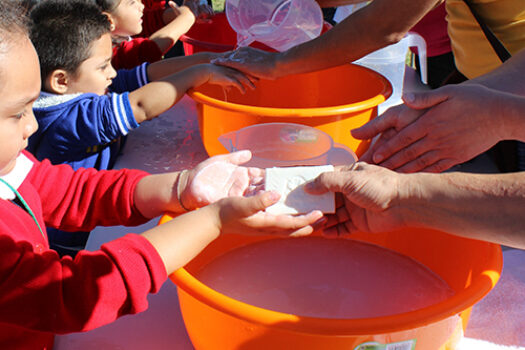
[0,178,45,240]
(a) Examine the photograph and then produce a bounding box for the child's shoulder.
[33,91,103,110]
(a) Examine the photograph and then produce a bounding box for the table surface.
[54,70,525,350]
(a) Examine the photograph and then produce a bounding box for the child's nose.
[24,111,39,138]
[108,65,117,80]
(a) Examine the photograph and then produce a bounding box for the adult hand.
[353,84,507,173]
[180,150,265,210]
[305,162,411,235]
[212,47,281,80]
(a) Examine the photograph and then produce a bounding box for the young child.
[27,0,255,255]
[0,2,323,348]
[96,0,211,69]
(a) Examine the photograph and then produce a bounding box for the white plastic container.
[225,0,323,52]
[355,32,427,110]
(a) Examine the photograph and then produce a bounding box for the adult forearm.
[404,172,525,248]
[466,48,525,95]
[275,0,438,77]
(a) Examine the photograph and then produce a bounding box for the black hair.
[20,0,43,13]
[0,1,28,53]
[92,0,121,12]
[29,0,111,84]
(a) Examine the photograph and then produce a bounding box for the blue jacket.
[29,63,149,170]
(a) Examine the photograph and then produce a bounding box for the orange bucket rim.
[162,217,502,335]
[187,64,393,118]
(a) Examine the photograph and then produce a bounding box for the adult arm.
[214,0,440,79]
[466,48,525,95]
[352,48,525,173]
[354,84,525,172]
[306,162,525,248]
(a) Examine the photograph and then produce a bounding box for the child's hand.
[204,63,258,94]
[181,0,214,20]
[179,150,265,210]
[212,191,325,237]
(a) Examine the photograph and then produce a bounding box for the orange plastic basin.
[189,64,392,158]
[180,12,332,55]
[159,214,502,350]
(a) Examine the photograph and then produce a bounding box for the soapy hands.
[212,47,281,80]
[179,150,265,210]
[203,63,258,94]
[354,85,508,173]
[305,162,410,236]
[210,191,325,237]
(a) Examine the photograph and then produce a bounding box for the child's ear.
[45,69,70,95]
[103,12,116,32]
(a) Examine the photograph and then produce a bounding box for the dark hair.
[29,0,111,84]
[20,0,43,13]
[0,1,28,53]
[92,0,121,12]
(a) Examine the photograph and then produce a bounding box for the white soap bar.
[265,165,335,215]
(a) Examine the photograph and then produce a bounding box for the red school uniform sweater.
[111,0,168,70]
[0,152,167,349]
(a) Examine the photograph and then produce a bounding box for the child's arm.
[148,2,196,55]
[133,150,264,217]
[129,63,256,123]
[145,51,221,80]
[141,190,324,274]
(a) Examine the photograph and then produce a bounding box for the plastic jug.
[355,32,427,110]
[218,123,357,168]
[225,0,323,52]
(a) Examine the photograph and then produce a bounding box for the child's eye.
[14,112,25,119]
[100,64,109,71]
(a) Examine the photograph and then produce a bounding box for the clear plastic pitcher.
[225,0,323,52]
[218,123,357,168]
[355,32,427,110]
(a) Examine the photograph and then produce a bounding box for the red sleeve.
[27,153,151,231]
[0,154,167,333]
[0,233,167,333]
[139,1,168,38]
[111,38,163,70]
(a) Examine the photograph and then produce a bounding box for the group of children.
[0,0,325,348]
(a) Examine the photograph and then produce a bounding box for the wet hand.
[304,162,409,236]
[205,64,258,93]
[179,150,265,210]
[212,47,280,80]
[213,191,325,237]
[354,85,504,173]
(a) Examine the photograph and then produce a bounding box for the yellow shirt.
[446,0,525,78]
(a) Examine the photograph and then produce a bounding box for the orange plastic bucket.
[180,13,332,55]
[189,64,392,158]
[159,214,502,350]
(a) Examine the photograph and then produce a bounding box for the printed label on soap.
[353,339,416,350]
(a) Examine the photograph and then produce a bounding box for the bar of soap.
[265,165,335,215]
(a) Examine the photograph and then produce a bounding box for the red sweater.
[0,152,167,349]
[112,37,164,70]
[110,0,169,70]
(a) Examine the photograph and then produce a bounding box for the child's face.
[109,0,145,37]
[0,35,40,175]
[64,33,117,96]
